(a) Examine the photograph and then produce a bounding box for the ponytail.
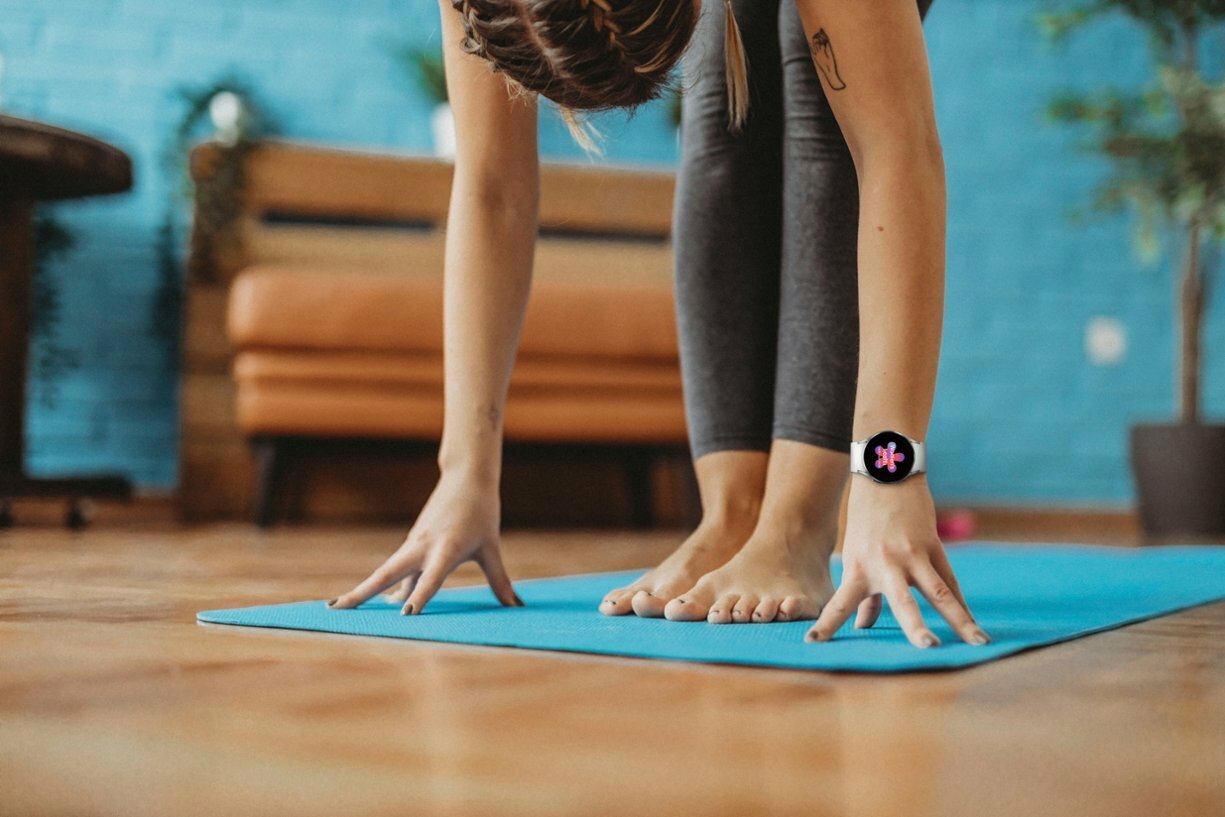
[723,0,749,130]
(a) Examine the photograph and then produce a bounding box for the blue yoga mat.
[198,544,1225,673]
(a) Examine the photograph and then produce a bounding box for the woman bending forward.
[329,0,991,649]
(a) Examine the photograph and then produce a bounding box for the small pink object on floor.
[937,509,977,542]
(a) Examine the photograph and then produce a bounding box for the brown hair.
[452,0,749,131]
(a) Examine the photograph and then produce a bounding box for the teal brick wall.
[925,2,1223,504]
[2,0,1221,504]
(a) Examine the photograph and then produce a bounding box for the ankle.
[750,507,839,553]
[698,499,762,538]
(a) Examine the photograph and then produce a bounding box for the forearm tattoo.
[809,28,847,91]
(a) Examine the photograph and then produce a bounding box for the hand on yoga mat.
[806,478,991,648]
[327,473,524,615]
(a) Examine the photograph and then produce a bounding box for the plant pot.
[1131,423,1225,537]
[431,102,455,159]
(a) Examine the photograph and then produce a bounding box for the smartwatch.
[850,430,926,484]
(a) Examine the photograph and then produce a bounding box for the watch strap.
[850,439,869,476]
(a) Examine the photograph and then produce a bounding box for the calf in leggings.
[330,0,991,649]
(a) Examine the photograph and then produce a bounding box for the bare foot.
[662,524,837,624]
[599,519,752,618]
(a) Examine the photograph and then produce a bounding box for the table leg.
[0,198,132,525]
[0,197,33,476]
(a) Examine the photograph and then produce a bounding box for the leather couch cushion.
[228,265,679,360]
[225,265,687,443]
[233,351,687,442]
[233,350,682,393]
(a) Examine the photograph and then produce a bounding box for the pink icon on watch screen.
[874,442,906,473]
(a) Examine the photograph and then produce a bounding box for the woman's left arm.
[793,0,990,648]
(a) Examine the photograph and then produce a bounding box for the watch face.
[863,431,915,484]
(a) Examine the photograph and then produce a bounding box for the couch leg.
[253,437,286,529]
[625,448,655,530]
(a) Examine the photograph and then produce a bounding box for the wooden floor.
[2,518,1223,817]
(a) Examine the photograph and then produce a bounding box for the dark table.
[0,115,135,527]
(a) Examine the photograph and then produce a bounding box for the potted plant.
[395,45,454,158]
[1044,1,1225,536]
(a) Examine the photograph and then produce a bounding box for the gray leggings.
[674,0,932,459]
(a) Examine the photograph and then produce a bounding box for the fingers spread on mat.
[805,578,865,642]
[329,542,422,610]
[912,563,989,645]
[477,547,524,608]
[854,593,883,629]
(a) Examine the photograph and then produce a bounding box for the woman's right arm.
[329,0,539,614]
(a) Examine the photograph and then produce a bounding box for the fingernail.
[326,598,339,608]
[970,631,991,646]
[513,594,526,607]
[400,602,414,616]
[676,599,686,604]
[804,631,819,643]
[920,633,939,648]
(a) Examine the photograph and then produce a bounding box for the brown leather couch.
[228,267,685,445]
[184,141,693,526]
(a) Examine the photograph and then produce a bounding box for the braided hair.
[451,0,749,132]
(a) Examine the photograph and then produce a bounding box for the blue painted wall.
[2,0,1221,505]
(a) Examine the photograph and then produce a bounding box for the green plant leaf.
[390,45,448,105]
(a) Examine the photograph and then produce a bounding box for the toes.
[752,597,781,623]
[780,595,820,622]
[731,595,760,623]
[631,589,668,618]
[600,588,637,616]
[664,588,715,622]
[706,595,739,624]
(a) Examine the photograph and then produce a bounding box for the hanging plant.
[151,74,278,373]
[30,209,81,409]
